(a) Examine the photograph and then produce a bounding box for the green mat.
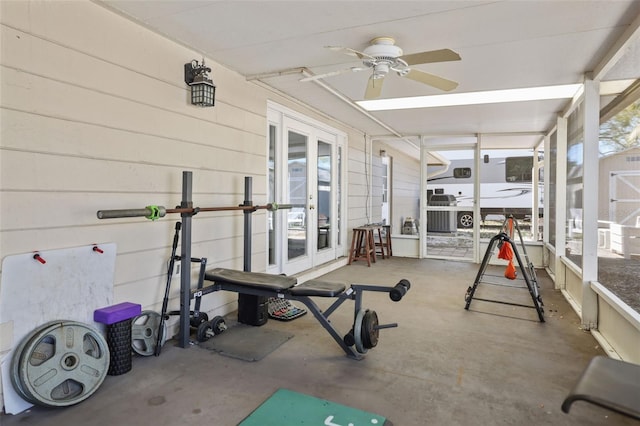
[239,388,392,425]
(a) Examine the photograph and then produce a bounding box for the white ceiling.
[99,1,640,154]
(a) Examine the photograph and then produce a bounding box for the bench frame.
[193,279,401,360]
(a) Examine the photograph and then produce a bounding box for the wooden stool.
[348,227,376,266]
[374,225,392,258]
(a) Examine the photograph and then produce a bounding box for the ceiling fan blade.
[325,45,374,60]
[300,67,368,82]
[365,76,385,100]
[405,69,458,91]
[401,48,461,66]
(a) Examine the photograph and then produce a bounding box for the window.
[453,167,471,178]
[505,157,533,182]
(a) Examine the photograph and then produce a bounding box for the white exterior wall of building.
[0,1,396,405]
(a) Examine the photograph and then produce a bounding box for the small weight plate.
[399,279,411,291]
[210,316,226,335]
[196,321,213,342]
[353,309,368,354]
[17,321,109,407]
[131,311,167,357]
[343,329,355,347]
[190,312,209,328]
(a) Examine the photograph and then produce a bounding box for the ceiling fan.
[301,36,461,100]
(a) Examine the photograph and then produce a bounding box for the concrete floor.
[1,257,635,425]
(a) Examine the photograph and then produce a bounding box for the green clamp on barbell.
[145,205,167,221]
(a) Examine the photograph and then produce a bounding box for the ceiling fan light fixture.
[372,63,390,78]
[363,36,403,59]
[307,36,461,99]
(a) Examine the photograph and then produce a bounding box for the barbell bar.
[97,203,294,220]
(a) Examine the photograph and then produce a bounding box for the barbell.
[97,203,294,220]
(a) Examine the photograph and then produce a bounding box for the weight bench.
[562,356,640,420]
[194,267,411,360]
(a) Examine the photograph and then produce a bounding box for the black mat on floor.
[198,323,293,362]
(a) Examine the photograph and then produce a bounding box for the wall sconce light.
[184,59,216,107]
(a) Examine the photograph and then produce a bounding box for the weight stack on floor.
[238,294,268,326]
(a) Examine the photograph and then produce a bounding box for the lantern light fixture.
[184,59,216,107]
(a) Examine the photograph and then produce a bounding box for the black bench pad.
[562,355,640,420]
[290,280,346,297]
[205,267,297,291]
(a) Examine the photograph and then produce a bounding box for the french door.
[267,104,344,275]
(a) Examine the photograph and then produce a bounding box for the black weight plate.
[190,312,209,328]
[362,310,379,349]
[196,321,213,342]
[210,316,226,335]
[399,279,411,290]
[343,329,355,347]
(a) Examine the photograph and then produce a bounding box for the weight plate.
[343,329,355,347]
[190,312,209,328]
[17,321,109,407]
[11,321,63,403]
[131,311,167,357]
[196,321,213,342]
[353,309,368,354]
[399,279,411,291]
[210,316,226,335]
[362,310,379,349]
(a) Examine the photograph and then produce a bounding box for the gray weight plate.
[17,321,110,407]
[11,321,65,404]
[131,311,167,356]
[353,309,368,354]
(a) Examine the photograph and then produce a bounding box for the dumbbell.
[389,279,411,302]
[196,316,227,342]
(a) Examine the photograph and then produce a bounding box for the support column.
[581,77,600,330]
[178,171,193,348]
[555,116,568,290]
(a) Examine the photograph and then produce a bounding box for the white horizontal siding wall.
[347,135,370,228]
[0,0,372,407]
[390,151,421,235]
[370,142,421,236]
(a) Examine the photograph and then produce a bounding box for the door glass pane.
[317,141,331,250]
[288,130,308,260]
[268,124,277,266]
[426,148,474,259]
[338,146,342,245]
[381,156,390,224]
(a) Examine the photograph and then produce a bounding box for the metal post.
[178,171,193,348]
[243,176,252,272]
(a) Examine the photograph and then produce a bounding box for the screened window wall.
[596,98,640,314]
